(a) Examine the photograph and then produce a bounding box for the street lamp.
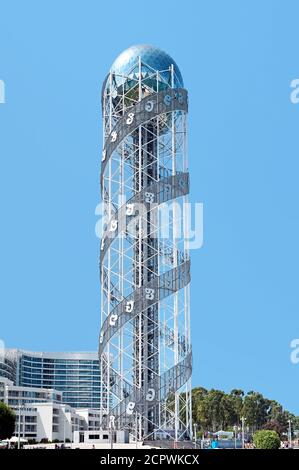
[193,424,197,449]
[17,400,25,450]
[17,400,21,450]
[241,417,246,449]
[109,417,114,450]
[135,411,141,449]
[233,425,237,449]
[288,419,292,448]
[63,416,66,444]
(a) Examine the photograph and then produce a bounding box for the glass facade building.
[0,350,17,383]
[1,350,102,409]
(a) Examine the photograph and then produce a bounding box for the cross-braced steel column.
[99,45,192,442]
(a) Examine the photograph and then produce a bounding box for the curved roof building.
[0,349,102,409]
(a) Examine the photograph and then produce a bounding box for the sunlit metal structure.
[99,45,192,441]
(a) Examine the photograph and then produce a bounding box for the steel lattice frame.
[99,55,192,441]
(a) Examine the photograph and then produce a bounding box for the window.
[25,416,37,423]
[25,425,36,432]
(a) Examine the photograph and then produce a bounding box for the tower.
[99,45,192,441]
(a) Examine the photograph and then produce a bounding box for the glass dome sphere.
[111,44,184,86]
[109,44,183,89]
[101,45,184,115]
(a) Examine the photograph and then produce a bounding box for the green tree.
[291,415,299,431]
[191,386,299,435]
[192,387,209,430]
[242,391,268,430]
[192,388,237,431]
[262,420,285,438]
[229,389,244,426]
[220,394,237,429]
[253,430,280,449]
[266,400,284,421]
[205,389,226,431]
[0,402,16,440]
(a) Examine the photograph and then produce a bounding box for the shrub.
[27,439,36,445]
[40,438,51,444]
[253,430,280,449]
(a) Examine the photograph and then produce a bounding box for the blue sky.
[1,0,299,413]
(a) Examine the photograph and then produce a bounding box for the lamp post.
[193,424,197,449]
[135,411,139,449]
[201,430,205,449]
[109,418,114,450]
[233,425,237,449]
[63,416,66,444]
[17,400,21,450]
[17,400,25,450]
[288,419,292,448]
[241,417,246,449]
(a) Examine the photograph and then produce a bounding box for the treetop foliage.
[192,387,298,434]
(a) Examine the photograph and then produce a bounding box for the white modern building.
[0,377,102,442]
[0,376,63,407]
[73,429,129,445]
[74,408,101,431]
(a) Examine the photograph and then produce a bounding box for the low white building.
[0,377,102,443]
[73,429,129,445]
[75,408,101,431]
[29,402,81,442]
